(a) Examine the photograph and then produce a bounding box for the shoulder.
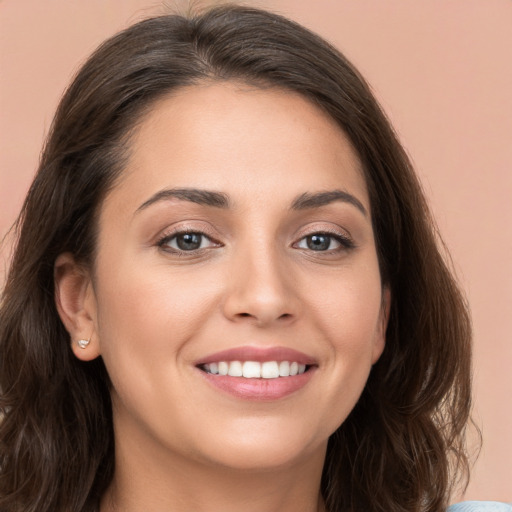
[448,502,512,512]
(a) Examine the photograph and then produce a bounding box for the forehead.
[104,81,369,214]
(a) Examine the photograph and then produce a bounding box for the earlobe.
[54,252,100,361]
[372,287,391,364]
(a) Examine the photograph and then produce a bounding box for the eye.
[295,232,353,252]
[159,231,218,252]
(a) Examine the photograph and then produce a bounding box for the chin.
[190,421,330,471]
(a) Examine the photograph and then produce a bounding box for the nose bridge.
[222,232,297,325]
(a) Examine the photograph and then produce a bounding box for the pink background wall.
[1,0,511,501]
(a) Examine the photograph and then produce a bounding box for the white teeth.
[202,360,309,379]
[227,361,243,377]
[242,361,261,378]
[218,361,229,376]
[279,361,290,376]
[261,361,279,379]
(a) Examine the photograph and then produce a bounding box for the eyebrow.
[291,190,368,216]
[135,187,367,217]
[136,188,230,213]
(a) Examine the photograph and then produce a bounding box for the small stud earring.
[77,338,90,349]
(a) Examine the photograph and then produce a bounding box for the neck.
[103,473,326,512]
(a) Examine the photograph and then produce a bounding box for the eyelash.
[157,228,355,255]
[157,228,221,254]
[293,230,355,252]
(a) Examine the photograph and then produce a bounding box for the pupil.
[177,233,201,250]
[307,234,330,251]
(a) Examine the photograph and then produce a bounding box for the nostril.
[228,308,295,325]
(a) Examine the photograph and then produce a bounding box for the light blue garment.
[448,502,512,512]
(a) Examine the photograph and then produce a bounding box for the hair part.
[0,5,473,511]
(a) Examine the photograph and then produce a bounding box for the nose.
[221,244,299,327]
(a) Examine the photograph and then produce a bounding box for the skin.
[55,82,389,512]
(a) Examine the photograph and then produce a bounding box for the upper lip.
[195,346,317,366]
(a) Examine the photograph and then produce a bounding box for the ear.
[371,286,391,364]
[54,252,100,361]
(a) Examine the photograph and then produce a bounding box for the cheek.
[306,263,384,404]
[311,262,384,345]
[92,256,220,386]
[95,255,216,336]
[91,261,221,429]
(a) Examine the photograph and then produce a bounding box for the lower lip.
[198,368,316,401]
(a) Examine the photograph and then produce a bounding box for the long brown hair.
[0,5,472,511]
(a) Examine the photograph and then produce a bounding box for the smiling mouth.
[196,349,317,400]
[199,361,311,379]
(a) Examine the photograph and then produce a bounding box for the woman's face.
[79,83,388,471]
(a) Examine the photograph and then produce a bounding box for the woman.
[0,4,497,512]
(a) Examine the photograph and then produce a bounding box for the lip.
[195,346,317,401]
[196,346,317,366]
